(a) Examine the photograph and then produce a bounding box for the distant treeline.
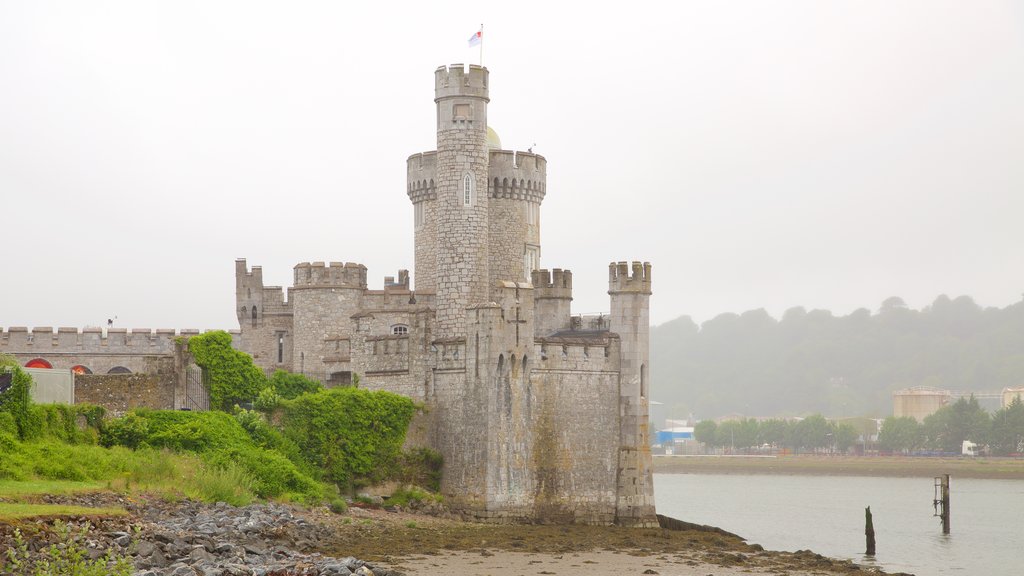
[651,295,1024,419]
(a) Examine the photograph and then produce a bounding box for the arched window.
[108,366,132,374]
[391,324,409,335]
[463,174,473,206]
[251,306,258,328]
[71,365,92,375]
[25,358,52,369]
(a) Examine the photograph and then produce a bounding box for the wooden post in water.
[940,474,950,534]
[865,506,876,555]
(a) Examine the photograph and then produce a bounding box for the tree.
[990,397,1024,456]
[833,422,859,453]
[758,418,790,448]
[793,414,830,451]
[923,396,990,453]
[694,420,718,448]
[878,416,924,453]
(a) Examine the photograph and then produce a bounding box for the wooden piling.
[865,506,876,555]
[941,474,950,534]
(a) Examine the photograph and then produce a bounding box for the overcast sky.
[1,1,1021,332]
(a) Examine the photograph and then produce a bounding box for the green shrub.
[0,412,17,436]
[188,331,268,411]
[384,486,441,508]
[0,360,35,440]
[268,370,323,399]
[281,387,417,491]
[192,462,255,506]
[328,497,348,514]
[235,409,313,475]
[394,447,443,492]
[101,409,322,501]
[101,413,150,449]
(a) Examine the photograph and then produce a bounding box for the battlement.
[293,261,367,289]
[0,327,233,354]
[608,261,652,294]
[435,64,489,102]
[532,268,573,299]
[488,150,546,202]
[383,270,410,291]
[236,259,263,282]
[407,152,438,203]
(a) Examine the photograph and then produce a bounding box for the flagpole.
[479,23,484,66]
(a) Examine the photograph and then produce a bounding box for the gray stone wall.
[408,152,438,293]
[433,64,491,338]
[608,261,657,527]
[0,327,223,376]
[75,373,177,416]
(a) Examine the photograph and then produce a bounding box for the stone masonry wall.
[75,373,177,416]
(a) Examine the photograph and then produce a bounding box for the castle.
[1,64,656,526]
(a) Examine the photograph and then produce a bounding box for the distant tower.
[608,261,657,527]
[431,64,491,338]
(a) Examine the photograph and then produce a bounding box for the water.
[654,472,1024,576]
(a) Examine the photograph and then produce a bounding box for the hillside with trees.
[651,295,1024,419]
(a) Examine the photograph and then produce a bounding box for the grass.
[0,503,126,521]
[0,479,106,496]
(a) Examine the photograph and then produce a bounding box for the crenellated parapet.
[532,268,572,300]
[407,151,438,204]
[608,261,652,295]
[435,63,489,102]
[293,261,367,289]
[488,151,546,203]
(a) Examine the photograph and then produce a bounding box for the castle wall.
[236,259,294,374]
[0,327,223,375]
[75,373,177,416]
[532,269,573,336]
[487,150,546,288]
[433,64,491,338]
[290,262,366,378]
[408,152,438,293]
[608,261,657,527]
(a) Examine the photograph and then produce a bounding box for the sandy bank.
[653,454,1024,479]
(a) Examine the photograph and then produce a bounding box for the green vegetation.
[99,409,322,501]
[0,338,439,512]
[188,331,267,411]
[693,414,861,452]
[280,387,418,491]
[652,295,1024,418]
[0,503,126,521]
[877,396,1024,455]
[384,486,442,508]
[5,521,134,576]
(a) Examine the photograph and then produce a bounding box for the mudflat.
[653,454,1024,479]
[321,506,901,575]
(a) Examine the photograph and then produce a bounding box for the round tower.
[487,150,546,286]
[432,64,491,338]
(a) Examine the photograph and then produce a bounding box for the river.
[654,472,1024,575]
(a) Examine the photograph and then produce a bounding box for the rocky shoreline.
[1,493,401,576]
[0,493,903,576]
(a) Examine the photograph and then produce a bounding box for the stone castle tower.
[233,64,656,525]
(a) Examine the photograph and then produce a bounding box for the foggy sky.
[1,1,1022,331]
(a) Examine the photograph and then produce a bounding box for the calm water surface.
[654,472,1024,576]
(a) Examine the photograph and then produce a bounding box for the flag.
[468,29,482,47]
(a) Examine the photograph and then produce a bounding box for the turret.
[532,268,572,336]
[608,261,656,527]
[487,150,546,286]
[432,64,491,338]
